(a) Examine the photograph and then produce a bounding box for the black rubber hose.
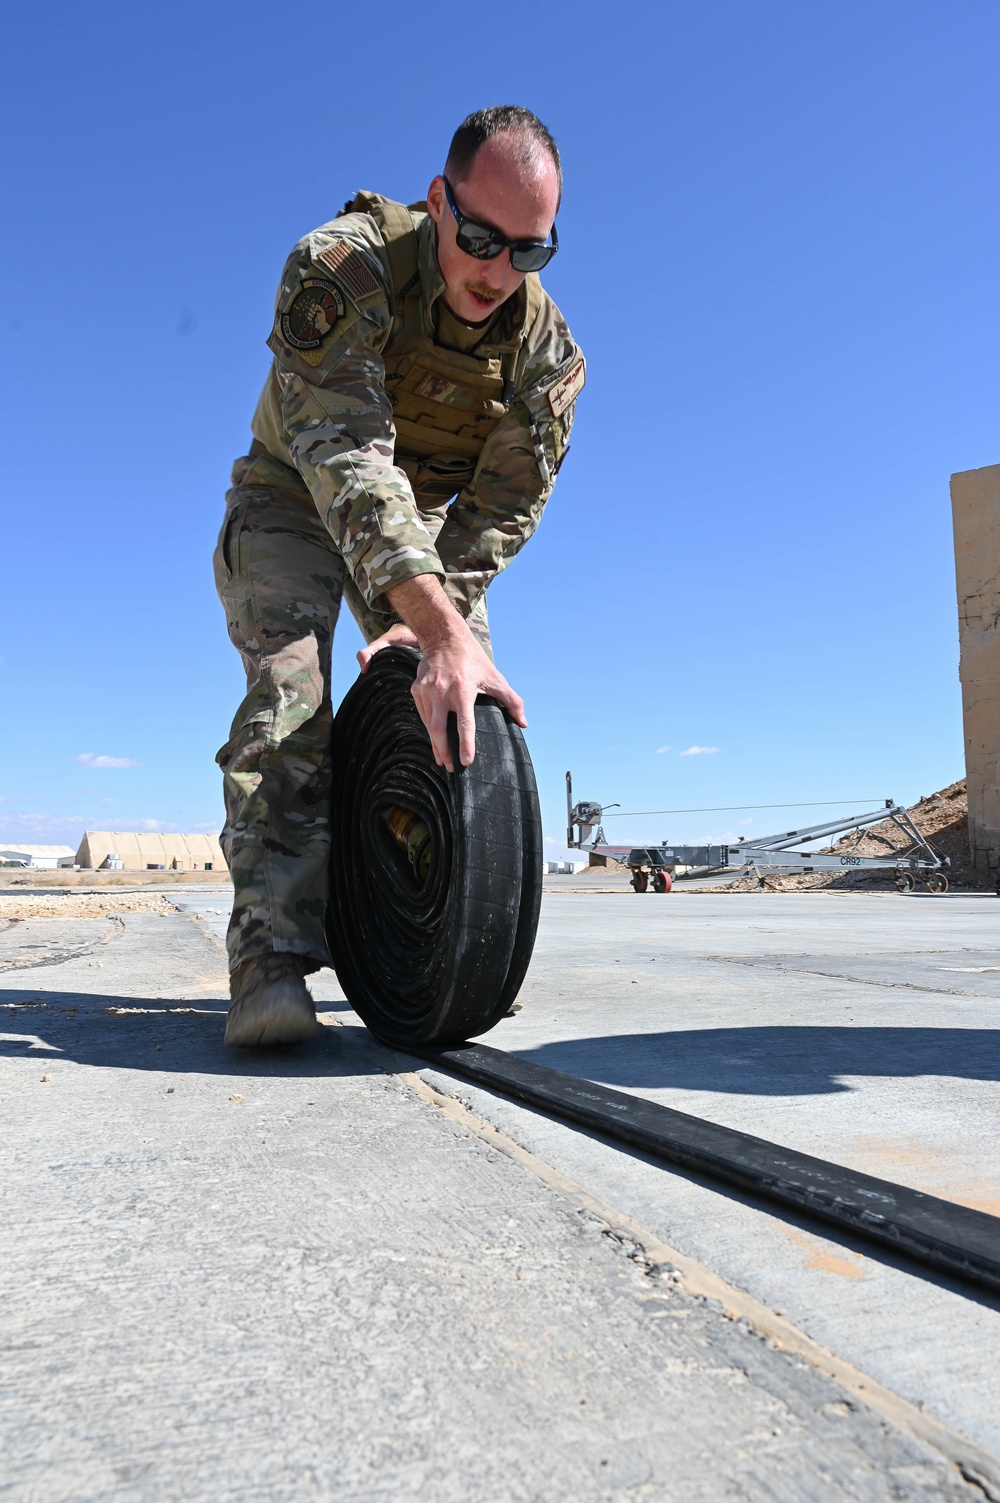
[327,646,542,1045]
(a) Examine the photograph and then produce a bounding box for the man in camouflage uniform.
[215,105,585,1046]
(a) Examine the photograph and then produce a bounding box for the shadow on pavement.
[0,987,378,1078]
[517,1026,1000,1095]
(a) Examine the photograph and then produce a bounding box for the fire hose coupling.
[385,806,433,882]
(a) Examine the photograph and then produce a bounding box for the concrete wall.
[951,463,1000,875]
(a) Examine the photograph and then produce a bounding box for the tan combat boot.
[224,954,319,1047]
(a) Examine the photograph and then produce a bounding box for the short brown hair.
[445,105,563,206]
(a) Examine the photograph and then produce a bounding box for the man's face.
[426,135,559,324]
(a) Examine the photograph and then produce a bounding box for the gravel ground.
[0,893,179,921]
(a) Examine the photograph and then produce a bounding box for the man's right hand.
[380,576,527,772]
[412,635,526,772]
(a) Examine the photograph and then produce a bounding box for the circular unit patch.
[280,277,346,350]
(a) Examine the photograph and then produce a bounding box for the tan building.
[950,462,1000,876]
[75,832,228,873]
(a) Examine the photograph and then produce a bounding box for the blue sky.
[2,0,996,858]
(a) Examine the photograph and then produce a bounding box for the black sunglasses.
[443,176,558,273]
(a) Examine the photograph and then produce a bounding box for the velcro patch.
[280,278,345,350]
[412,371,477,410]
[548,357,586,418]
[317,240,383,304]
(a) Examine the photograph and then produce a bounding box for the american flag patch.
[317,240,382,304]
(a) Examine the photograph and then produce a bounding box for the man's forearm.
[385,575,471,651]
[375,572,523,771]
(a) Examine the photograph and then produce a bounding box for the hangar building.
[75,832,228,873]
[0,845,76,869]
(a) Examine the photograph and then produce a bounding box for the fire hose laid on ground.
[324,651,1000,1300]
[327,646,542,1046]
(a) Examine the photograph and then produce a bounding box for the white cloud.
[0,812,88,837]
[76,753,139,769]
[0,810,216,843]
[679,745,719,757]
[739,818,753,826]
[655,745,672,755]
[76,753,140,770]
[543,833,585,864]
[1,812,86,828]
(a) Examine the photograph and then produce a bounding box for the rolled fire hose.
[327,646,542,1046]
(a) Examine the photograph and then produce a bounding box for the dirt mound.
[0,893,179,921]
[580,855,628,874]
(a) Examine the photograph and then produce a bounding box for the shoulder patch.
[548,356,586,419]
[317,241,383,304]
[280,277,345,350]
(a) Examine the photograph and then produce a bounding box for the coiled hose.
[327,646,542,1045]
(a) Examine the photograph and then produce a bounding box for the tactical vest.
[341,193,543,468]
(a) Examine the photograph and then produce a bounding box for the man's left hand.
[357,623,420,670]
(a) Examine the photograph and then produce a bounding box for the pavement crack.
[0,916,125,974]
[393,1059,1000,1501]
[709,954,998,998]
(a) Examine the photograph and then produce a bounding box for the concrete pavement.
[1,889,997,1500]
[411,891,1000,1465]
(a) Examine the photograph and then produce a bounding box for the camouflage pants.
[214,479,491,973]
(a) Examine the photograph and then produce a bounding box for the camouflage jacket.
[239,196,585,616]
